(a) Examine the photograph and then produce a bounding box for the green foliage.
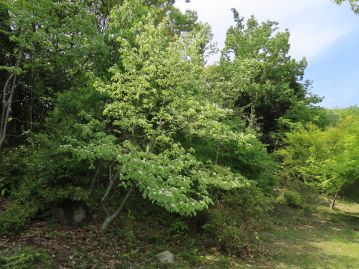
[0,0,110,148]
[0,146,30,196]
[341,180,359,202]
[278,109,359,200]
[0,247,51,269]
[334,0,359,13]
[1,0,359,265]
[203,186,273,255]
[169,219,188,235]
[0,202,38,235]
[0,1,327,251]
[207,11,321,147]
[283,189,304,208]
[0,86,115,234]
[96,1,260,217]
[17,87,112,202]
[0,0,279,238]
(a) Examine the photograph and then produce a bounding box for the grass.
[1,200,358,268]
[0,247,51,269]
[233,200,359,269]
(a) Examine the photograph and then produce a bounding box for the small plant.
[169,219,188,236]
[180,248,202,266]
[0,247,51,269]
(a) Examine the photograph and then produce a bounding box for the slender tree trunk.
[100,121,162,231]
[101,164,116,202]
[0,52,22,149]
[215,146,220,164]
[330,192,338,210]
[0,73,17,149]
[89,160,102,193]
[101,187,134,232]
[29,69,34,130]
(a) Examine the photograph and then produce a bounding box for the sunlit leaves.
[278,110,359,196]
[97,0,253,215]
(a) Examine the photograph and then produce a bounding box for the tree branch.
[101,163,116,202]
[101,187,134,232]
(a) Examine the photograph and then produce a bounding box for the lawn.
[233,201,359,269]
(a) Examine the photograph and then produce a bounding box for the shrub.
[0,146,30,197]
[0,202,39,235]
[283,189,303,208]
[202,186,274,256]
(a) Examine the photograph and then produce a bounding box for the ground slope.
[1,201,359,268]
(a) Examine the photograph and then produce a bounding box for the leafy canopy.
[96,2,257,215]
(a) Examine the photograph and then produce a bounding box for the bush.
[283,189,303,208]
[0,202,39,235]
[0,146,30,197]
[202,186,274,256]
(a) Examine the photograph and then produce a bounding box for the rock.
[156,250,174,264]
[51,200,89,226]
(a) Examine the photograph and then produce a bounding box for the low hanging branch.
[101,186,134,232]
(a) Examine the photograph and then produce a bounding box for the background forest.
[0,0,358,268]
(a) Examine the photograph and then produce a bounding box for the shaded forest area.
[0,0,359,268]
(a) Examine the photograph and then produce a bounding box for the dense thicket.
[0,0,358,257]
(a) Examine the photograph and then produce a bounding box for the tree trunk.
[0,73,17,149]
[0,52,22,149]
[89,160,102,193]
[330,192,338,210]
[101,163,124,202]
[215,146,220,164]
[101,187,134,232]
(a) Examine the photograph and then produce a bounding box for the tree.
[207,11,321,149]
[0,0,110,148]
[97,3,256,229]
[278,112,359,208]
[0,0,276,234]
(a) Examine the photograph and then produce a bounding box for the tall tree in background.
[0,0,115,149]
[207,10,321,149]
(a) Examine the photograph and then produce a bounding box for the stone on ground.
[156,250,174,264]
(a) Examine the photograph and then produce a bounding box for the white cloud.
[175,0,354,61]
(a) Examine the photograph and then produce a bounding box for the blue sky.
[175,0,359,108]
